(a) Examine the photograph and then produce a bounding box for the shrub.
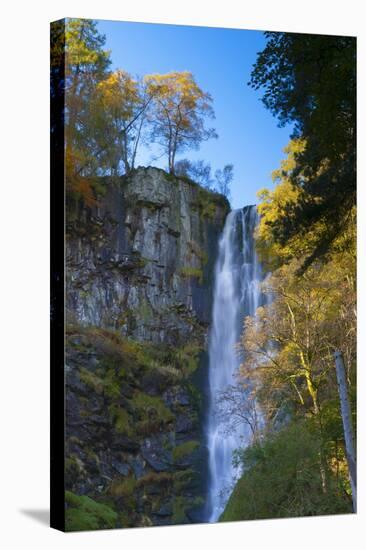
[220,421,352,522]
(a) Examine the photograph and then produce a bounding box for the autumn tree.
[255,139,308,270]
[64,18,111,204]
[90,70,151,175]
[144,71,217,174]
[238,247,355,492]
[250,32,356,266]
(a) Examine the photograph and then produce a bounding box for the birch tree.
[144,71,217,173]
[90,70,151,175]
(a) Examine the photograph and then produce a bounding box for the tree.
[221,421,351,522]
[174,159,234,199]
[90,70,150,175]
[238,247,355,495]
[174,159,214,189]
[144,72,217,173]
[250,32,356,266]
[64,18,111,204]
[214,164,233,200]
[215,382,261,442]
[241,256,354,420]
[256,140,310,270]
[334,351,357,512]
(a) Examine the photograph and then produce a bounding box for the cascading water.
[206,205,263,522]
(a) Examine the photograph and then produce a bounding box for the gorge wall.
[65,167,229,529]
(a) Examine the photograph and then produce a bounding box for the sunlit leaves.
[144,71,217,173]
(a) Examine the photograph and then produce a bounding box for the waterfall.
[206,205,263,522]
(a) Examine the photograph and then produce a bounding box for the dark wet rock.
[164,387,191,407]
[111,434,140,452]
[130,455,146,479]
[111,459,131,476]
[176,414,195,434]
[66,168,228,345]
[155,502,173,516]
[141,436,173,472]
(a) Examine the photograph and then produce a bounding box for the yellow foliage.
[255,139,326,269]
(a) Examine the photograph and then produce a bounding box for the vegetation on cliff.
[65,324,206,530]
[51,19,233,207]
[55,19,356,529]
[221,32,356,521]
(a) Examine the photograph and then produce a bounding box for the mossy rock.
[179,266,203,285]
[131,391,174,425]
[172,440,200,465]
[65,491,117,531]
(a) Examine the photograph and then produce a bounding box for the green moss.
[137,471,173,488]
[188,240,208,265]
[172,440,199,463]
[173,469,195,492]
[173,343,201,378]
[131,391,174,424]
[172,496,188,524]
[65,491,117,532]
[108,476,137,498]
[79,368,104,394]
[179,266,203,284]
[135,299,153,322]
[108,403,131,435]
[65,456,82,485]
[192,186,230,220]
[104,377,122,400]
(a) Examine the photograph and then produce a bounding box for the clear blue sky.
[97,19,292,209]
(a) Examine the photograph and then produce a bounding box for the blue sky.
[97,19,292,208]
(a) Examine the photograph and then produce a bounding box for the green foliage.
[65,491,117,531]
[221,422,352,522]
[250,33,356,265]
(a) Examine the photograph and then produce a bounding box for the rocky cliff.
[64,167,229,530]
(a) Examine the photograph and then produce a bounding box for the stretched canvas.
[50,18,357,531]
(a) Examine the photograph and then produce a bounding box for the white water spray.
[207,206,262,522]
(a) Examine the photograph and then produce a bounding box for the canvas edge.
[50,18,66,532]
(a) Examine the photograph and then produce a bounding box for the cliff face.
[66,167,228,344]
[65,167,229,529]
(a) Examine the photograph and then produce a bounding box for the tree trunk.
[334,350,357,512]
